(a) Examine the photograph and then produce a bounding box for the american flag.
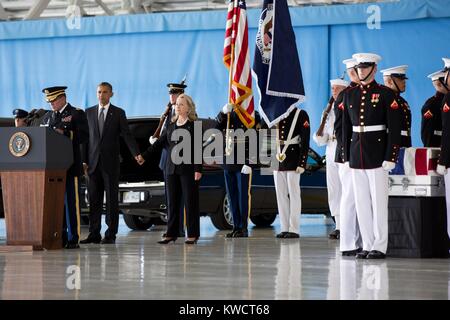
[223,0,255,128]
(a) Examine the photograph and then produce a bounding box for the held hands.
[83,163,88,176]
[241,165,252,174]
[295,166,305,174]
[135,154,145,165]
[436,164,447,176]
[222,103,234,114]
[55,128,64,135]
[382,161,396,172]
[195,172,202,181]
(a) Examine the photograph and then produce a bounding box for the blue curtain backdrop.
[1,0,449,149]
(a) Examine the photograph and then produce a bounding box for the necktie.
[98,107,105,136]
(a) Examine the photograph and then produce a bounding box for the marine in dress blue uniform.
[342,53,402,259]
[436,58,450,241]
[421,70,447,147]
[380,65,412,147]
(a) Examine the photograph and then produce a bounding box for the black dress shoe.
[65,242,80,249]
[284,232,300,239]
[100,237,116,244]
[329,229,340,240]
[276,232,288,238]
[158,238,177,244]
[367,250,386,259]
[342,248,362,257]
[356,250,370,259]
[226,230,238,238]
[233,230,248,238]
[80,234,101,244]
[185,237,198,245]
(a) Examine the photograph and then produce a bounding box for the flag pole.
[225,0,238,156]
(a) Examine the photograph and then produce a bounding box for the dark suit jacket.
[143,120,202,175]
[83,104,139,176]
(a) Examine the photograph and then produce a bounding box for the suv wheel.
[210,193,233,230]
[123,214,153,230]
[250,213,276,228]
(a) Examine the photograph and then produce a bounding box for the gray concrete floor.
[0,215,449,300]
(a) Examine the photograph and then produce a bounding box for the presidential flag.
[252,0,305,127]
[223,0,255,128]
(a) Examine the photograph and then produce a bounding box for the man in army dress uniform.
[40,86,89,249]
[436,58,450,241]
[381,65,412,147]
[274,107,310,238]
[342,53,402,259]
[216,104,260,238]
[421,70,448,147]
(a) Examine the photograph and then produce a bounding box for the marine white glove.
[343,162,350,169]
[436,164,447,176]
[222,103,234,114]
[149,136,158,145]
[296,167,305,174]
[312,133,329,147]
[382,161,396,172]
[241,165,252,174]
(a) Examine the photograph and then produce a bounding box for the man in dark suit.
[81,82,143,244]
[40,86,89,249]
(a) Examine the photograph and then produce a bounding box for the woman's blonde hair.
[171,94,198,122]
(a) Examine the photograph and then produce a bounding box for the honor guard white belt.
[278,136,300,145]
[352,125,386,133]
[434,130,442,136]
[401,130,411,137]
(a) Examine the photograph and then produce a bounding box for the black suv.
[79,116,329,231]
[0,116,330,229]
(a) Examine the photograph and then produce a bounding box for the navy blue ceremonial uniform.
[396,94,412,147]
[215,111,261,236]
[275,109,310,171]
[342,81,402,168]
[439,93,450,168]
[421,92,444,147]
[334,82,358,163]
[41,104,89,245]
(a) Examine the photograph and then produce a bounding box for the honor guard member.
[421,70,448,147]
[216,104,260,238]
[274,107,310,238]
[40,86,89,249]
[12,108,29,127]
[381,65,412,147]
[342,53,402,259]
[436,57,450,240]
[313,79,349,240]
[335,58,363,255]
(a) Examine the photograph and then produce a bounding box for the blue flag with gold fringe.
[252,0,305,127]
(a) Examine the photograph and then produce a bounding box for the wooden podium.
[0,127,73,250]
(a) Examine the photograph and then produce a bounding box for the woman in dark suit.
[143,94,202,244]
